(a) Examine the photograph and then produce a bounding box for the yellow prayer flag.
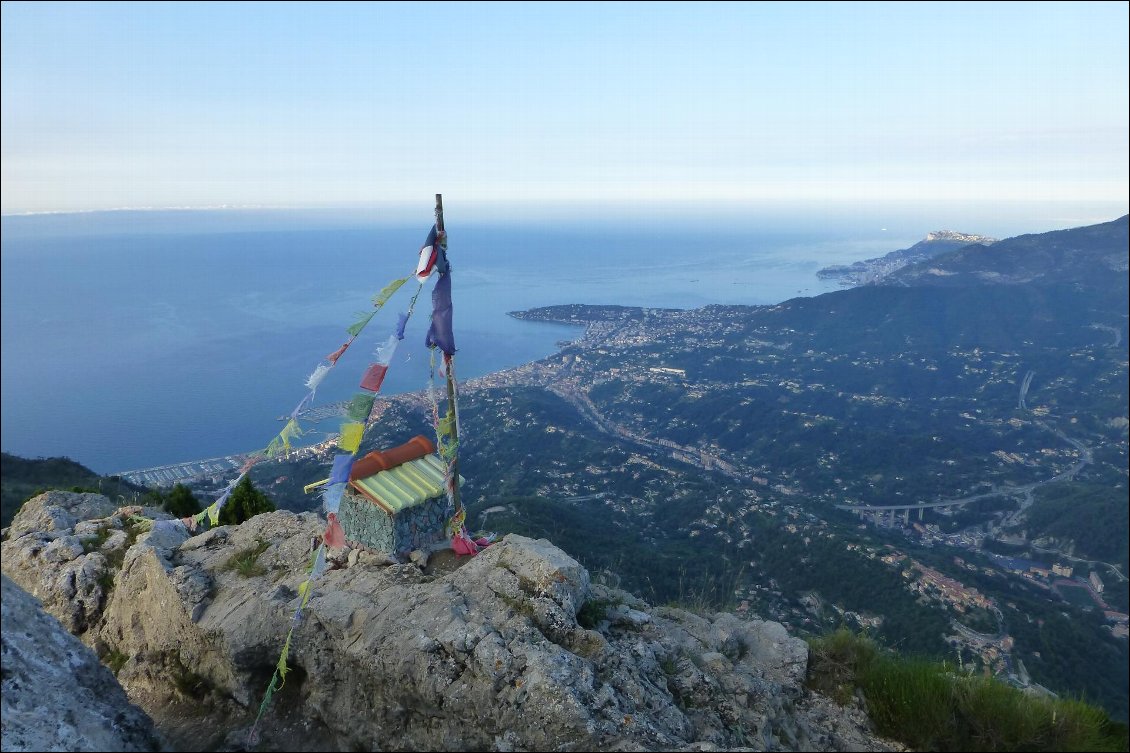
[372,276,409,308]
[276,634,292,689]
[339,422,364,453]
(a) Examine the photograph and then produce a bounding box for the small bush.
[81,524,113,554]
[577,598,612,629]
[170,657,212,700]
[222,540,271,578]
[97,570,116,596]
[860,655,955,749]
[807,628,879,704]
[104,649,128,675]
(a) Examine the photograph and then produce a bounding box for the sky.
[2,1,1128,217]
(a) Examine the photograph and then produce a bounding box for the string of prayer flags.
[250,213,444,747]
[339,422,364,453]
[425,272,456,355]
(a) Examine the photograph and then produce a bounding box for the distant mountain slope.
[889,215,1129,290]
[817,230,996,285]
[0,452,144,527]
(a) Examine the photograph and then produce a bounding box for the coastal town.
[118,289,1128,706]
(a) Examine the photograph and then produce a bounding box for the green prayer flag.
[256,674,279,717]
[345,393,376,422]
[346,311,377,337]
[276,634,292,689]
[372,276,409,308]
[265,419,303,458]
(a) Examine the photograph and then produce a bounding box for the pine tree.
[163,483,201,518]
[218,475,275,525]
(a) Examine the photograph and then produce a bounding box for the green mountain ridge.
[0,452,145,528]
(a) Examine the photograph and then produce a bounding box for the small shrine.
[337,435,461,555]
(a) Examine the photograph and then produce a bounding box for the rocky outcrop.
[1,492,168,637]
[1,574,163,752]
[4,493,900,752]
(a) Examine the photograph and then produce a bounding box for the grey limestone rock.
[1,574,163,752]
[6,504,902,752]
[7,490,118,539]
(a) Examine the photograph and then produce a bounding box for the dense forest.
[0,452,145,527]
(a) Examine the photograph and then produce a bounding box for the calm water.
[0,206,1023,472]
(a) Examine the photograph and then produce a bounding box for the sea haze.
[2,209,914,473]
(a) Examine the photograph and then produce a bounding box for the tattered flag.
[425,272,456,355]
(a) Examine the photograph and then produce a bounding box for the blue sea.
[1,204,1105,473]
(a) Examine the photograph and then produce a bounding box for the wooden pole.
[434,194,463,517]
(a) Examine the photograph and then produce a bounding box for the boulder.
[1,492,177,638]
[1,574,163,752]
[7,490,118,539]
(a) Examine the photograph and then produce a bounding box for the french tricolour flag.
[415,225,439,281]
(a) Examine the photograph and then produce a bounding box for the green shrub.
[222,540,271,578]
[860,655,955,749]
[80,524,113,553]
[104,649,128,675]
[577,598,612,629]
[807,629,1129,752]
[807,628,879,704]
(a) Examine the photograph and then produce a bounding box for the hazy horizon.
[3,2,1127,215]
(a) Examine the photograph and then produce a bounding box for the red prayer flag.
[359,363,388,392]
[324,513,346,548]
[326,342,350,365]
